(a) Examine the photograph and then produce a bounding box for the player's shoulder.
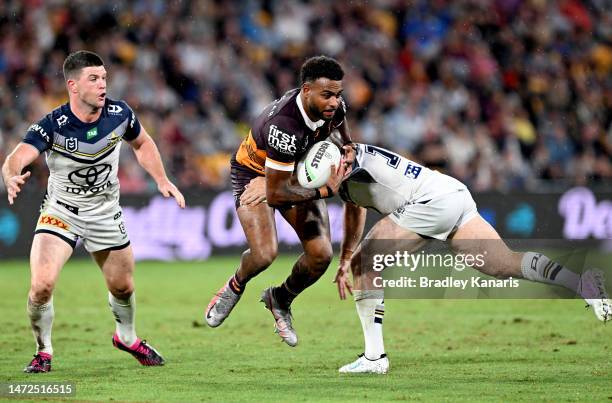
[29,102,68,135]
[263,89,302,127]
[24,103,68,149]
[270,95,316,142]
[50,102,70,126]
[253,90,305,145]
[105,98,141,139]
[104,98,134,118]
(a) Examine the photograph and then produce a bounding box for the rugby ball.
[297,141,342,189]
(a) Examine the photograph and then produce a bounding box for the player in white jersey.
[1,51,185,372]
[332,143,610,374]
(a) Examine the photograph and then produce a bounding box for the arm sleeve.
[22,116,53,153]
[122,102,142,141]
[263,117,301,172]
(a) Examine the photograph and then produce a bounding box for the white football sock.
[354,290,385,360]
[27,296,54,355]
[520,252,579,292]
[108,292,137,346]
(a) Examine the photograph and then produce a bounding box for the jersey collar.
[65,99,106,126]
[296,91,325,131]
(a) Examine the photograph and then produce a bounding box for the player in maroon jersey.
[205,56,352,347]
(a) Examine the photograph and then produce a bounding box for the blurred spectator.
[0,0,609,193]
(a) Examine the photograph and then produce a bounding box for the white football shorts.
[34,198,129,252]
[389,188,478,240]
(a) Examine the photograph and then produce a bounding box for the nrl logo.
[65,137,78,153]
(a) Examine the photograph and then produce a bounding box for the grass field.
[0,256,610,402]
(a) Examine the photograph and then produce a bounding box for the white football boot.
[261,287,298,347]
[579,268,612,322]
[205,278,242,327]
[339,354,389,374]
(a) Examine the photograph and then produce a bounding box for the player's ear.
[66,78,77,94]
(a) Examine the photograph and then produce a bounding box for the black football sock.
[272,283,297,309]
[228,273,246,295]
[277,253,329,307]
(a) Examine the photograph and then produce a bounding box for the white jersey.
[23,99,141,215]
[339,143,466,214]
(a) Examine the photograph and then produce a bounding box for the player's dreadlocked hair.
[300,56,344,84]
[63,50,105,80]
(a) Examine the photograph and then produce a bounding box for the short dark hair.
[300,56,344,84]
[63,50,104,80]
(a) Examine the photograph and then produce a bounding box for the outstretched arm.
[128,128,185,208]
[2,143,39,205]
[334,201,367,299]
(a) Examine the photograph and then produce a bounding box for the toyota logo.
[68,164,112,188]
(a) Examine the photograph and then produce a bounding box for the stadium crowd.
[0,0,610,193]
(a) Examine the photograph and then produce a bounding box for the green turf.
[0,257,610,402]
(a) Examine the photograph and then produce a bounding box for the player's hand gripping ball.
[297,140,342,189]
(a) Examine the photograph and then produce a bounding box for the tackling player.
[1,51,185,373]
[204,56,350,346]
[333,143,611,374]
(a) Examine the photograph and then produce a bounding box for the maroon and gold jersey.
[235,88,346,175]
